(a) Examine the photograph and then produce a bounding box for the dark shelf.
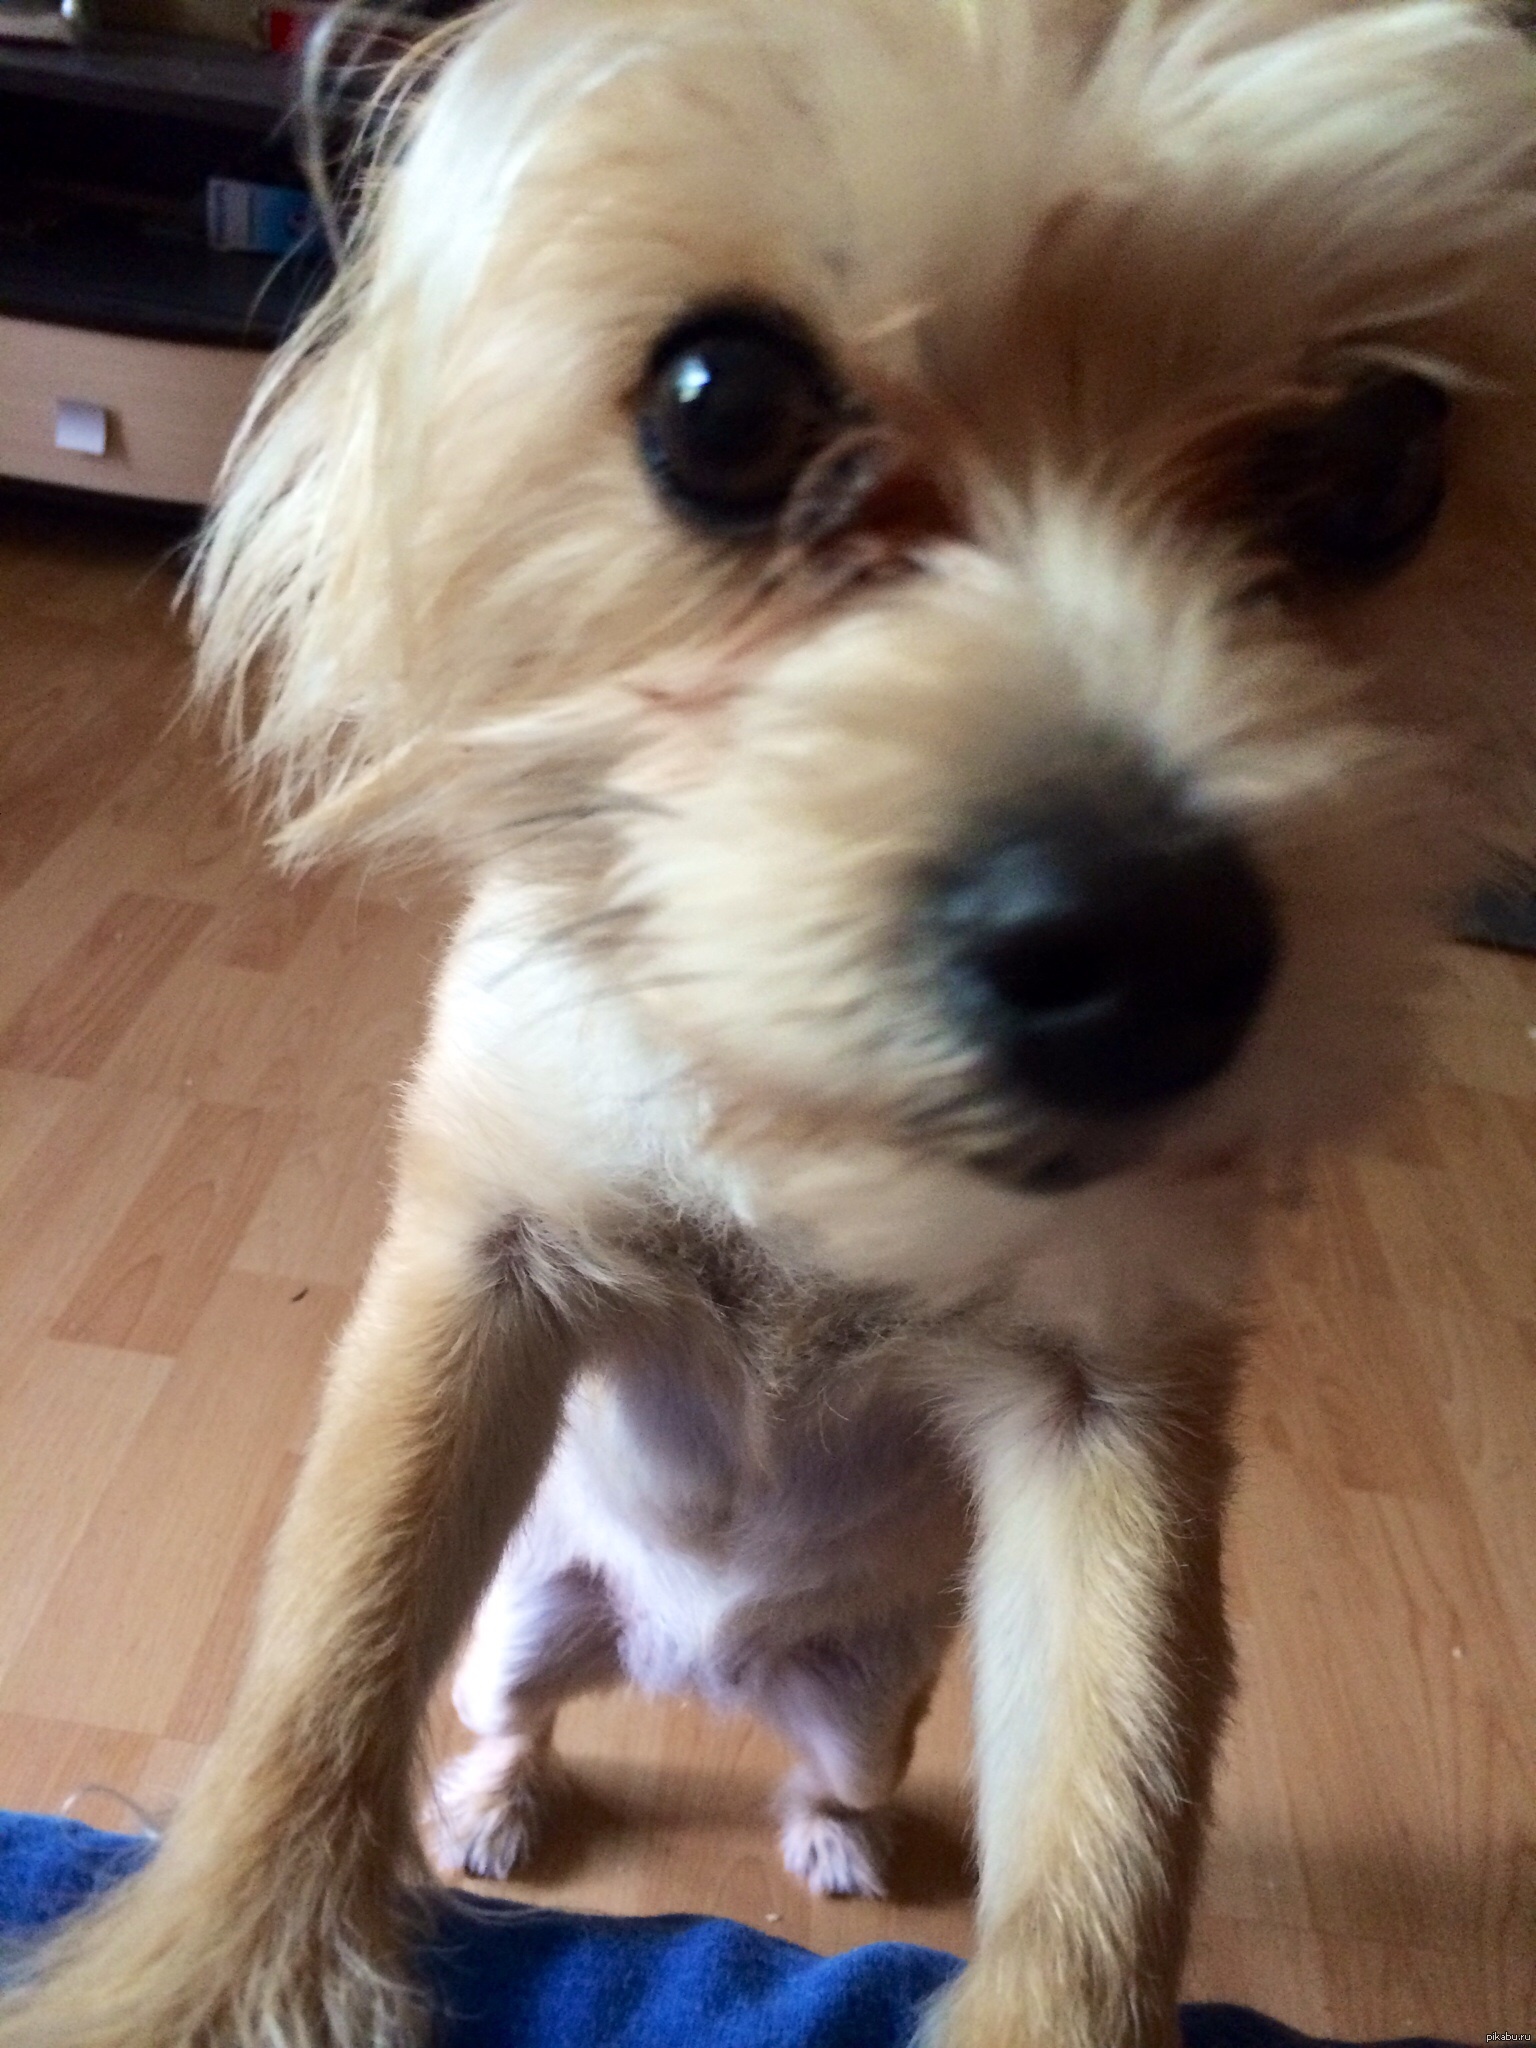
[0,42,331,345]
[0,33,296,130]
[0,218,329,344]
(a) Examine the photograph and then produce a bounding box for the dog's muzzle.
[932,780,1279,1126]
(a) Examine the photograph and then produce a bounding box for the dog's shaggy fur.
[3,2,1535,2044]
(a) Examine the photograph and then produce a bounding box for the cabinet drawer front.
[0,317,267,505]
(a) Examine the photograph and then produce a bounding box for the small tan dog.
[4,1,1536,2044]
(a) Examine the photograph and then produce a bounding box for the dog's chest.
[533,1356,969,1702]
[522,1213,971,1698]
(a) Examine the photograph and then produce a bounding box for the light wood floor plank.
[53,1102,299,1352]
[0,1342,173,1689]
[0,1273,347,1734]
[0,1085,193,1356]
[0,895,217,1081]
[0,1072,82,1207]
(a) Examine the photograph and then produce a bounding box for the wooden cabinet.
[0,314,266,505]
[0,35,326,504]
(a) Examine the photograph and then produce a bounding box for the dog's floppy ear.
[192,9,475,862]
[191,280,395,861]
[192,0,690,865]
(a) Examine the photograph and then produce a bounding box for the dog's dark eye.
[1250,370,1449,583]
[638,306,841,536]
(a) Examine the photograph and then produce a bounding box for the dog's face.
[200,0,1536,1243]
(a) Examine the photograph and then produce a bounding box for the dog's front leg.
[926,1329,1239,2048]
[0,1169,602,2048]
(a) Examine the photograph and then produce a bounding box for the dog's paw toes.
[423,1744,553,1880]
[779,1806,888,1898]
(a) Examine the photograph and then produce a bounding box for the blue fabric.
[0,1811,1461,2047]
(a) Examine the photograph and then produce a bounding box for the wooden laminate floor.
[0,496,1531,2042]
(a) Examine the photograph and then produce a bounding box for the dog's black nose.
[935,800,1278,1117]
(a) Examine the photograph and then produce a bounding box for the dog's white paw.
[423,1740,554,1880]
[778,1804,889,1898]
